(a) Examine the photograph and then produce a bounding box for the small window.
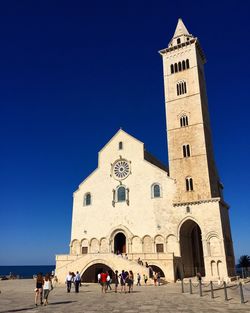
[84,193,91,206]
[156,244,164,253]
[170,64,174,74]
[180,115,188,127]
[182,60,186,70]
[119,141,123,150]
[82,247,88,254]
[183,144,191,157]
[153,184,161,198]
[174,63,178,73]
[117,186,126,202]
[177,38,181,44]
[186,59,190,69]
[186,177,193,191]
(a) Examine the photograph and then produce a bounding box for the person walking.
[74,271,81,293]
[114,270,119,293]
[100,270,108,293]
[120,270,127,293]
[34,272,44,306]
[65,272,73,293]
[157,272,161,286]
[43,274,53,306]
[106,272,112,291]
[97,272,101,284]
[136,273,141,286]
[153,272,157,286]
[127,270,134,293]
[143,274,148,285]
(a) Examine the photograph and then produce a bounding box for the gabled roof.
[98,128,143,154]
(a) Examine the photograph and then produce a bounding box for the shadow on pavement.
[0,301,77,312]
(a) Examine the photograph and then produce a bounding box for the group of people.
[65,271,81,293]
[98,269,135,293]
[34,272,56,306]
[97,269,161,293]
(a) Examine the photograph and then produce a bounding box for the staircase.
[55,253,149,284]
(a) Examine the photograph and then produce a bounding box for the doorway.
[114,232,126,254]
[180,220,205,277]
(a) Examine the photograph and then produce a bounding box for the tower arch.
[179,219,205,277]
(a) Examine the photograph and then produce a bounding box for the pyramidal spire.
[173,18,190,38]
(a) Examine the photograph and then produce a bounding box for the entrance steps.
[55,253,149,284]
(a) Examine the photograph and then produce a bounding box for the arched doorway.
[114,232,126,254]
[81,263,115,283]
[149,265,165,278]
[180,220,205,277]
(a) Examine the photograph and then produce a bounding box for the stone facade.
[55,19,235,283]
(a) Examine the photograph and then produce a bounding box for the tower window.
[170,64,174,74]
[84,193,91,206]
[174,63,178,73]
[117,186,126,202]
[186,177,193,191]
[182,60,186,70]
[177,81,187,96]
[183,144,191,158]
[178,61,182,72]
[180,115,188,127]
[177,38,181,44]
[186,59,190,69]
[119,141,123,150]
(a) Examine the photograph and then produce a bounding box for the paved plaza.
[0,279,249,313]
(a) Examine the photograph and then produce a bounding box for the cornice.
[173,197,230,208]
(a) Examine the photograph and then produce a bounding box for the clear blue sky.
[0,0,249,266]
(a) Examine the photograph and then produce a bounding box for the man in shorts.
[100,270,108,293]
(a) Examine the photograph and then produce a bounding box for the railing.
[180,278,250,304]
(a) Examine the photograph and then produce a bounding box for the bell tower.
[160,18,222,202]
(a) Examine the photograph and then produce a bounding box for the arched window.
[152,184,161,198]
[177,81,187,96]
[185,177,193,191]
[177,38,181,44]
[183,144,191,157]
[186,59,190,69]
[119,141,123,150]
[180,115,188,127]
[182,60,186,70]
[84,193,91,206]
[178,62,182,72]
[117,186,126,202]
[174,63,178,73]
[170,64,174,74]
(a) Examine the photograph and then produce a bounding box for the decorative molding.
[173,197,229,208]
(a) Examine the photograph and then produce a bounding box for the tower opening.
[180,220,205,277]
[81,263,114,283]
[114,232,126,254]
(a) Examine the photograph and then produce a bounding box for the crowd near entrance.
[180,220,205,277]
[81,263,114,283]
[114,232,126,254]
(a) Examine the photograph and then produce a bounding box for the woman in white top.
[43,274,53,306]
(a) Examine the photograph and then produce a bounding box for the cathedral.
[55,19,235,282]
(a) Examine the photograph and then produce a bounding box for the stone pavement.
[0,279,249,313]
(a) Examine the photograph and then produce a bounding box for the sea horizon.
[0,265,55,278]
